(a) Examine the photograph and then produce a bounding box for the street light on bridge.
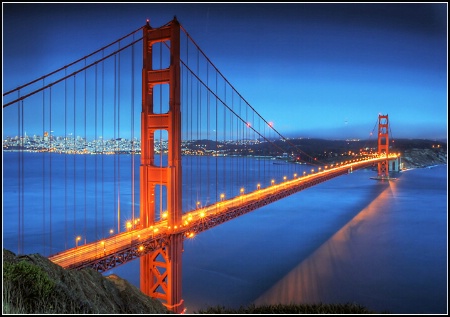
[271,179,275,186]
[75,236,81,248]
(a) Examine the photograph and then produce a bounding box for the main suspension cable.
[3,26,145,97]
[180,24,319,164]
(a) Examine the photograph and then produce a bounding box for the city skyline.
[3,3,448,140]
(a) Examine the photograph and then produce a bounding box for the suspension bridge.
[3,17,400,313]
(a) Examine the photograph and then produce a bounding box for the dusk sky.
[3,3,448,140]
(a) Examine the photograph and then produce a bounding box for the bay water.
[2,152,447,313]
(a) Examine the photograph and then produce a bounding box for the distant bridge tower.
[140,18,184,313]
[377,114,389,178]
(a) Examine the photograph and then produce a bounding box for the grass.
[2,260,92,314]
[194,302,386,314]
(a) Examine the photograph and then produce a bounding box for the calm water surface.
[112,164,448,314]
[2,152,447,314]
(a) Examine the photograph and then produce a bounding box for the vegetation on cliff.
[401,147,447,169]
[194,303,383,314]
[2,249,171,314]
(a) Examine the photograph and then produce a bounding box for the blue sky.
[2,3,448,140]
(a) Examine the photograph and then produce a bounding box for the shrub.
[194,302,382,314]
[3,260,55,312]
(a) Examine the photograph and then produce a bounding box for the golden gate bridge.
[2,17,400,313]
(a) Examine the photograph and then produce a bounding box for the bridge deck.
[48,156,395,271]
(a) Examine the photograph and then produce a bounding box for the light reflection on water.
[251,166,447,314]
[254,178,398,310]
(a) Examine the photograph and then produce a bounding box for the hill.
[401,147,447,169]
[248,137,447,168]
[3,249,172,314]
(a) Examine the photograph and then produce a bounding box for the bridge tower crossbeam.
[140,17,184,313]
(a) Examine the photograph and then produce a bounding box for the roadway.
[48,155,396,271]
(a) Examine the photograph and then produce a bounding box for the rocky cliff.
[401,148,447,169]
[3,249,172,314]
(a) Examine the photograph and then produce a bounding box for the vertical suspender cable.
[200,56,204,200]
[118,42,121,232]
[196,53,200,207]
[240,98,243,193]
[102,52,105,236]
[131,38,135,226]
[246,102,248,184]
[184,35,191,211]
[263,115,266,185]
[159,42,163,219]
[206,63,210,201]
[114,54,118,233]
[236,98,239,194]
[19,97,25,252]
[268,123,276,181]
[113,55,120,233]
[258,112,261,185]
[73,75,77,242]
[49,86,52,254]
[182,65,187,211]
[64,69,68,250]
[223,83,226,195]
[235,96,238,194]
[84,60,87,245]
[21,99,24,254]
[16,96,19,254]
[231,91,234,196]
[21,98,24,254]
[184,47,191,210]
[255,113,258,183]
[268,122,271,184]
[185,42,193,210]
[95,63,98,239]
[183,62,188,210]
[215,72,218,202]
[17,96,22,254]
[42,80,46,255]
[195,47,200,206]
[186,46,192,210]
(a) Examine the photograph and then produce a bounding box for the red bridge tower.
[140,18,184,313]
[377,114,389,179]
